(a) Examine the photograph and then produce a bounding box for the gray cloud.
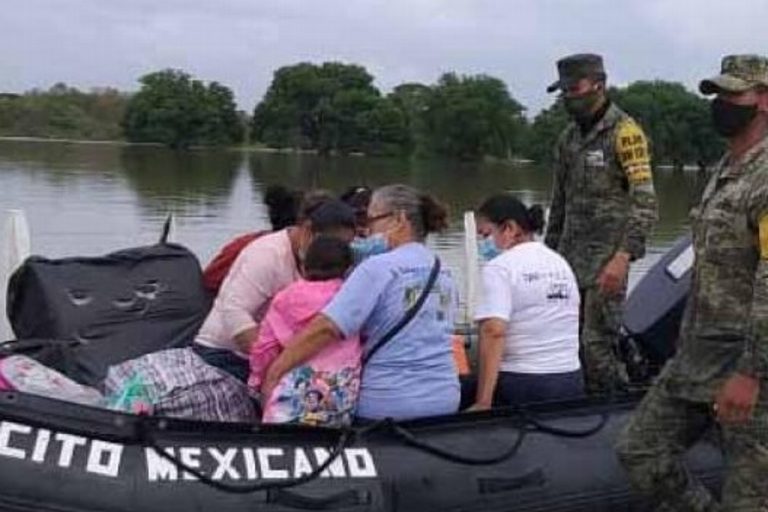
[2,0,768,115]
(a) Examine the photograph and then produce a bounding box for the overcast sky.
[2,0,767,116]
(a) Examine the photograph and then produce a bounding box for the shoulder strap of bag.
[363,257,441,365]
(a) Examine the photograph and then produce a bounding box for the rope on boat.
[522,411,610,438]
[389,422,527,466]
[383,411,609,466]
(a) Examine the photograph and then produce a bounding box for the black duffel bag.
[5,243,212,386]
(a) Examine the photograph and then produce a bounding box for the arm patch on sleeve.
[615,118,652,185]
[759,214,768,260]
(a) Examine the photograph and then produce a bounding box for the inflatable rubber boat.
[0,389,721,512]
[0,234,716,512]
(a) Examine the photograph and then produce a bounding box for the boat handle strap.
[265,488,371,510]
[477,469,546,494]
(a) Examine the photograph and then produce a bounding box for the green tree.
[251,62,322,150]
[251,62,410,156]
[359,97,411,156]
[0,84,129,140]
[197,82,245,145]
[389,83,432,155]
[422,73,526,160]
[316,87,380,153]
[122,69,243,148]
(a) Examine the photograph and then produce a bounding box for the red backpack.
[202,231,270,294]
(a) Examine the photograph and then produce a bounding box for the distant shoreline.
[0,136,322,155]
[0,137,534,163]
[0,138,701,169]
[0,136,156,147]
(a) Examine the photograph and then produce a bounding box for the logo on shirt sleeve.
[759,213,768,260]
[615,118,652,186]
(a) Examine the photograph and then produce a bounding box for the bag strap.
[363,257,441,365]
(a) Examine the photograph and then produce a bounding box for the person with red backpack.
[202,185,301,295]
[193,196,357,382]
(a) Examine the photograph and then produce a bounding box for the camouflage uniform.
[616,55,768,512]
[544,54,659,393]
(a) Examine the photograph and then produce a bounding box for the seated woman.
[262,184,460,421]
[193,196,356,383]
[249,236,360,427]
[202,185,301,295]
[469,194,582,410]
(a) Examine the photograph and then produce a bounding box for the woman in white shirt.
[469,193,583,410]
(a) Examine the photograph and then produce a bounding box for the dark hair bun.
[420,193,449,234]
[264,185,293,208]
[477,194,545,235]
[527,204,546,234]
[264,185,300,230]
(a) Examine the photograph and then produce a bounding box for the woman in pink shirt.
[250,236,360,427]
[202,185,301,295]
[193,197,356,382]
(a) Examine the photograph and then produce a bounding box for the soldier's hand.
[596,252,630,296]
[714,373,760,424]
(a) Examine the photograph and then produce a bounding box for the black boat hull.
[0,392,721,512]
[0,235,718,511]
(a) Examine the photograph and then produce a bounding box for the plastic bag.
[105,373,154,414]
[0,355,104,407]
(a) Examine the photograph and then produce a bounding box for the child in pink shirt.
[249,236,361,427]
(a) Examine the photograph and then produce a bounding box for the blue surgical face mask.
[351,233,389,262]
[478,236,503,261]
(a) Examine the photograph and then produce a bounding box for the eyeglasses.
[366,211,394,225]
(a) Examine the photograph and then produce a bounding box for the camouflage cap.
[699,54,768,95]
[546,53,606,93]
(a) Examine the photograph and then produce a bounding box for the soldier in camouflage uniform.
[544,54,658,393]
[616,55,768,511]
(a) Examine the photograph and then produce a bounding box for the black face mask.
[710,97,758,138]
[563,90,601,121]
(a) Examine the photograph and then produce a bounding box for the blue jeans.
[192,345,249,383]
[495,370,585,406]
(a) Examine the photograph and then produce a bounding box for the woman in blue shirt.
[262,184,460,420]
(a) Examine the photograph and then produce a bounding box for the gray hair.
[371,184,448,240]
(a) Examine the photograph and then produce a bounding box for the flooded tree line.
[0,62,723,168]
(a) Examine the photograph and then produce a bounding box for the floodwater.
[0,140,707,318]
